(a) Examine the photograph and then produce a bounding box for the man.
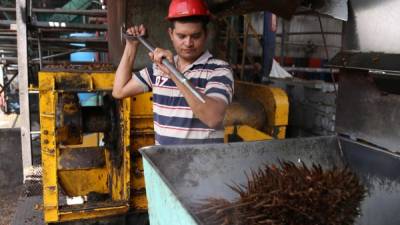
[112,0,233,145]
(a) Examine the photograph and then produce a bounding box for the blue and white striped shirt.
[133,51,234,145]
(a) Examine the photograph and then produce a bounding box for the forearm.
[171,76,226,129]
[112,45,138,98]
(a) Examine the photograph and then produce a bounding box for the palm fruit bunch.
[195,161,365,225]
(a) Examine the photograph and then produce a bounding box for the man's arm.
[174,80,228,129]
[112,25,147,99]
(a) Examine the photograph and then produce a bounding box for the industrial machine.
[39,69,132,222]
[38,69,288,224]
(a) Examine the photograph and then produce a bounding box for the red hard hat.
[167,0,211,20]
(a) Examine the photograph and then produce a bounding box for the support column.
[16,0,32,181]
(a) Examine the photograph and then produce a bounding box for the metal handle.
[123,33,206,103]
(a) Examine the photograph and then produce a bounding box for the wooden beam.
[16,0,32,181]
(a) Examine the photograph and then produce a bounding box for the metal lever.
[123,32,206,103]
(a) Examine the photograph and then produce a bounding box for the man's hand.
[148,48,174,77]
[125,25,146,48]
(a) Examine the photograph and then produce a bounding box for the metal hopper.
[140,136,400,225]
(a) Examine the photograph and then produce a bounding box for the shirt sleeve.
[132,65,154,92]
[204,64,234,104]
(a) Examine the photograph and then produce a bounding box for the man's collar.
[174,50,213,73]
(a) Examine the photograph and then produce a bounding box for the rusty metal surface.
[329,51,400,74]
[82,106,111,133]
[223,99,266,130]
[59,147,106,170]
[336,70,400,153]
[56,93,83,145]
[42,63,115,73]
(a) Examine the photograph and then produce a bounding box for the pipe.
[31,8,107,16]
[31,21,107,31]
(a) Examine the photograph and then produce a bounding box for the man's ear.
[168,27,173,40]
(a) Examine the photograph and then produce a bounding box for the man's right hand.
[125,25,146,47]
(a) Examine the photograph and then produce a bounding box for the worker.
[113,0,234,145]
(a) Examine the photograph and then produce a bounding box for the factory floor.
[0,113,22,225]
[0,186,23,225]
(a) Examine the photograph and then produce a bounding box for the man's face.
[169,21,207,63]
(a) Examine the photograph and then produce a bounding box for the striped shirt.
[132,51,234,145]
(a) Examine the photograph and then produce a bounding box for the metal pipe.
[0,7,15,12]
[31,8,107,16]
[317,13,338,96]
[37,30,42,69]
[0,36,107,44]
[280,18,285,65]
[276,31,342,36]
[31,48,89,61]
[31,21,107,31]
[283,67,339,73]
[124,33,206,103]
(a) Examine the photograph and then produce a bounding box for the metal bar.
[275,41,341,49]
[0,32,16,35]
[0,7,16,12]
[0,35,107,44]
[32,8,107,16]
[317,13,338,96]
[0,20,16,26]
[283,67,339,73]
[124,33,206,103]
[37,37,107,43]
[280,18,285,65]
[37,30,42,69]
[17,0,32,182]
[31,48,89,61]
[240,16,250,80]
[222,17,254,65]
[31,21,107,31]
[276,31,342,36]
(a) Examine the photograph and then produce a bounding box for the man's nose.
[184,37,194,47]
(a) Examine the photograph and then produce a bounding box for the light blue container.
[140,136,400,225]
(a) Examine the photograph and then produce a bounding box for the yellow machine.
[39,71,131,222]
[39,70,288,223]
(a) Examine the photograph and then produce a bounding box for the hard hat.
[167,0,211,20]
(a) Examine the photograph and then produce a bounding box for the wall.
[271,78,336,137]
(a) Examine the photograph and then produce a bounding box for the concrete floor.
[0,112,22,225]
[0,186,23,225]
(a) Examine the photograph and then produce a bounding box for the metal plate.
[329,51,400,73]
[336,70,400,153]
[340,138,400,225]
[59,147,106,170]
[343,0,400,54]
